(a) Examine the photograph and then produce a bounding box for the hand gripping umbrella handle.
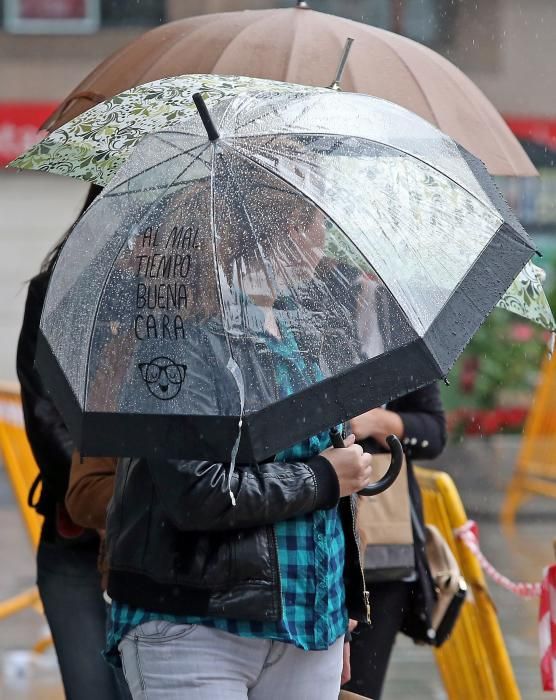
[329,428,404,496]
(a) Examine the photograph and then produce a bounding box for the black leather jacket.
[17,274,72,495]
[17,272,79,541]
[106,453,369,622]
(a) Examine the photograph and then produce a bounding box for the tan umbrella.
[42,4,535,177]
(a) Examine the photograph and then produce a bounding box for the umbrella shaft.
[330,37,354,90]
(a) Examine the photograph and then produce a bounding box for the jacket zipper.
[268,524,283,620]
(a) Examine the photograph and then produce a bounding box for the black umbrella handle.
[328,429,404,496]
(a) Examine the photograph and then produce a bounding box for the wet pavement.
[0,463,553,700]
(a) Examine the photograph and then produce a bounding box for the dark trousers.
[344,581,414,700]
[37,539,124,700]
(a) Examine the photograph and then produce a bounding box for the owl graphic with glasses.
[138,357,187,400]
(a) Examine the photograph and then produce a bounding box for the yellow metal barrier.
[0,382,51,651]
[416,466,521,700]
[502,351,556,526]
[0,383,43,547]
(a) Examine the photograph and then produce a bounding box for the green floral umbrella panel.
[9,74,323,186]
[497,261,556,331]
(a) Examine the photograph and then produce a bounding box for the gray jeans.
[119,621,344,699]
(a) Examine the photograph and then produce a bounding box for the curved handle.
[358,434,404,496]
[328,429,404,497]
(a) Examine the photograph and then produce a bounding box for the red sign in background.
[506,116,556,150]
[17,0,87,20]
[0,103,57,167]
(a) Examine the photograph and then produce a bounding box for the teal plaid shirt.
[106,319,347,661]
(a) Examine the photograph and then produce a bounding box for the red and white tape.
[453,520,556,688]
[454,520,542,598]
[538,564,556,690]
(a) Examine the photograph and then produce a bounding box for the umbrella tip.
[192,93,220,142]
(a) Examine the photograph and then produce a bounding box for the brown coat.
[66,452,117,588]
[66,451,117,531]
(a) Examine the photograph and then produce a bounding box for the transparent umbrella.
[36,89,536,466]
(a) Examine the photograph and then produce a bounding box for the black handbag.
[401,503,467,647]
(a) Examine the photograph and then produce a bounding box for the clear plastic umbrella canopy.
[37,90,535,461]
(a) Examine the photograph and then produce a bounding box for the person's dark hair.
[40,184,103,273]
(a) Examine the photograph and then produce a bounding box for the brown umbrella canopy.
[43,5,536,176]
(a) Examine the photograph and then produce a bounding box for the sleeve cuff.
[399,413,445,459]
[307,455,340,510]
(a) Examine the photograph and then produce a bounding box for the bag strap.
[409,499,426,543]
